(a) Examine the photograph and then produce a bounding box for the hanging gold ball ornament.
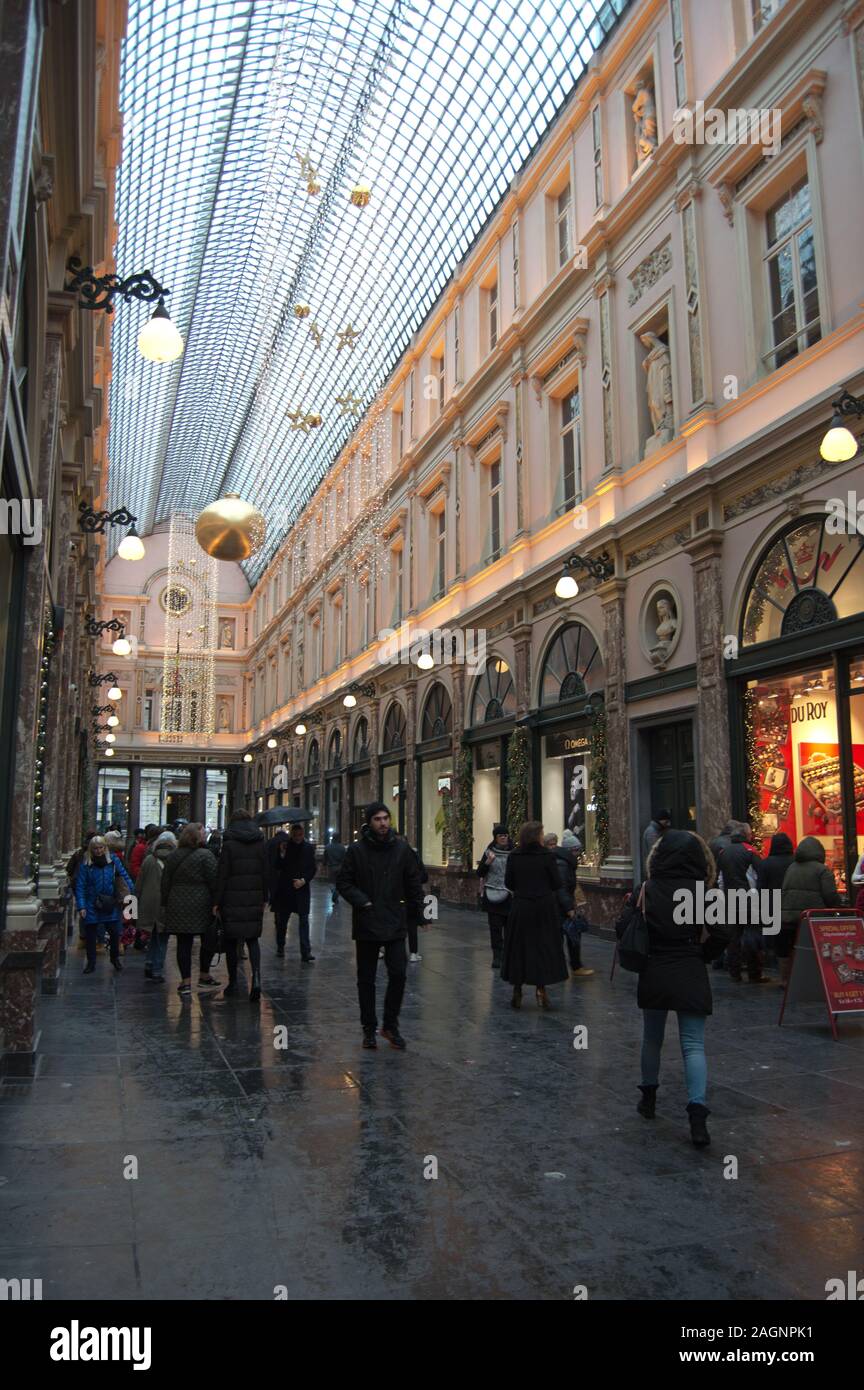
[294,304,310,319]
[195,493,267,562]
[350,179,372,208]
[307,414,322,428]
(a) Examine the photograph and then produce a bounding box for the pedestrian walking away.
[500,822,569,1010]
[756,832,796,985]
[546,830,594,979]
[641,810,671,877]
[136,830,177,983]
[323,833,347,905]
[336,801,425,1051]
[717,824,771,983]
[214,809,268,1001]
[268,823,317,961]
[615,830,728,1148]
[75,836,136,974]
[477,822,512,970]
[161,823,220,998]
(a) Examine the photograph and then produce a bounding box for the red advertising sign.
[780,910,864,1039]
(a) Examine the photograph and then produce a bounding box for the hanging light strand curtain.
[160,512,219,743]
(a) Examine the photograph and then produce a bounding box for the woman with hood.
[780,837,841,964]
[137,830,177,984]
[500,822,569,1010]
[477,823,513,971]
[214,808,268,1001]
[756,832,796,983]
[161,823,219,998]
[75,835,136,975]
[616,829,727,1148]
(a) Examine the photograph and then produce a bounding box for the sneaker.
[362,1029,378,1050]
[177,983,192,999]
[409,952,421,963]
[198,975,222,986]
[571,967,595,978]
[380,1026,407,1051]
[198,979,222,992]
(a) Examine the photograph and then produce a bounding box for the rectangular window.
[394,408,404,460]
[560,390,581,509]
[393,547,403,625]
[453,304,461,383]
[362,579,372,647]
[556,184,572,268]
[436,509,446,596]
[490,461,501,559]
[436,353,445,411]
[143,690,155,731]
[591,106,603,208]
[333,600,343,666]
[670,0,686,106]
[488,280,498,352]
[752,0,780,32]
[763,178,820,370]
[512,222,519,309]
[408,371,415,440]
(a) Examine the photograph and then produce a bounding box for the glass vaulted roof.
[109,0,632,583]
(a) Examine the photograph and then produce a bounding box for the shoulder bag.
[615,882,650,973]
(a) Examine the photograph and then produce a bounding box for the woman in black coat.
[214,809,268,1001]
[501,821,569,1009]
[755,831,795,981]
[161,822,219,999]
[267,825,317,961]
[617,830,727,1148]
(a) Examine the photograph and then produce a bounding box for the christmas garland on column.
[589,705,609,866]
[453,742,474,866]
[506,724,529,841]
[743,685,764,851]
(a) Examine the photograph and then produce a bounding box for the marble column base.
[38,902,65,994]
[1,878,46,1073]
[582,877,630,930]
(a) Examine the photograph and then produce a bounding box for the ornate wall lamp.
[78,501,145,561]
[555,550,615,600]
[65,257,184,363]
[343,681,376,709]
[820,389,864,463]
[84,617,132,657]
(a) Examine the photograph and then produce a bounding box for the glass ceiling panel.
[108,0,632,582]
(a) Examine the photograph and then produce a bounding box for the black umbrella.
[255,806,312,826]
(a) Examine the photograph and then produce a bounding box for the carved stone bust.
[632,84,658,165]
[641,586,682,671]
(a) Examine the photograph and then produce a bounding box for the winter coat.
[404,844,428,927]
[551,845,579,921]
[323,841,347,871]
[336,826,425,942]
[75,855,135,925]
[755,833,795,894]
[134,840,175,932]
[780,837,841,925]
[161,846,217,936]
[642,819,666,867]
[206,833,222,859]
[477,841,512,912]
[214,821,268,940]
[267,833,317,916]
[128,839,149,880]
[717,833,760,891]
[500,844,569,987]
[623,830,728,1015]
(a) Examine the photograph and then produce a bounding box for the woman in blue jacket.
[75,835,135,974]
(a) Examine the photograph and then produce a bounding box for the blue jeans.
[146,926,168,974]
[640,1009,707,1106]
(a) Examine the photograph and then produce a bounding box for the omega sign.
[546,731,590,758]
[791,700,828,724]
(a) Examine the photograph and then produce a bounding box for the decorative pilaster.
[676,180,708,411]
[594,270,616,473]
[597,577,632,883]
[685,531,732,834]
[405,683,417,844]
[512,625,532,721]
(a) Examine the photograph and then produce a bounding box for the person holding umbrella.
[267,820,317,961]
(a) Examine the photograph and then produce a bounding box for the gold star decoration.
[295,152,321,196]
[336,322,361,354]
[286,406,322,433]
[335,392,363,418]
[308,320,323,349]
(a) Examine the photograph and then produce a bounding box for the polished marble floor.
[1,884,863,1300]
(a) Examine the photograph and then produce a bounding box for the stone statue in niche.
[649,595,679,669]
[217,700,231,732]
[640,331,674,454]
[632,84,658,165]
[219,621,234,649]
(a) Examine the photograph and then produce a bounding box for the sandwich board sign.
[779,909,864,1040]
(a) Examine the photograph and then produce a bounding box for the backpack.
[615,883,650,973]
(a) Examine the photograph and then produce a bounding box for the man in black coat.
[716,826,767,984]
[267,824,317,961]
[214,809,268,1001]
[323,833,347,905]
[336,801,425,1051]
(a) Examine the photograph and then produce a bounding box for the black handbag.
[615,883,650,973]
[94,869,125,915]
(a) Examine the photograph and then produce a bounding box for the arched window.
[421,682,453,740]
[382,702,406,752]
[741,516,864,647]
[327,729,342,770]
[352,716,369,762]
[539,622,603,706]
[306,737,320,777]
[470,657,516,724]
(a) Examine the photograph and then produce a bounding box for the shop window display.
[746,667,859,892]
[741,518,864,647]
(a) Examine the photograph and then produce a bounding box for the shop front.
[465,657,515,859]
[533,622,605,870]
[303,737,321,846]
[325,730,343,843]
[379,701,406,835]
[731,515,864,894]
[348,716,373,839]
[417,683,454,867]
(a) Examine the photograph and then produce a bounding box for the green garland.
[453,742,474,865]
[743,686,764,851]
[506,725,529,840]
[589,706,609,866]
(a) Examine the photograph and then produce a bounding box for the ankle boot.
[510,986,522,1010]
[249,966,261,1002]
[637,1084,658,1119]
[687,1102,711,1148]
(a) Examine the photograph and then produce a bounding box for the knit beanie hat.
[364,800,390,821]
[492,823,508,837]
[561,830,581,849]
